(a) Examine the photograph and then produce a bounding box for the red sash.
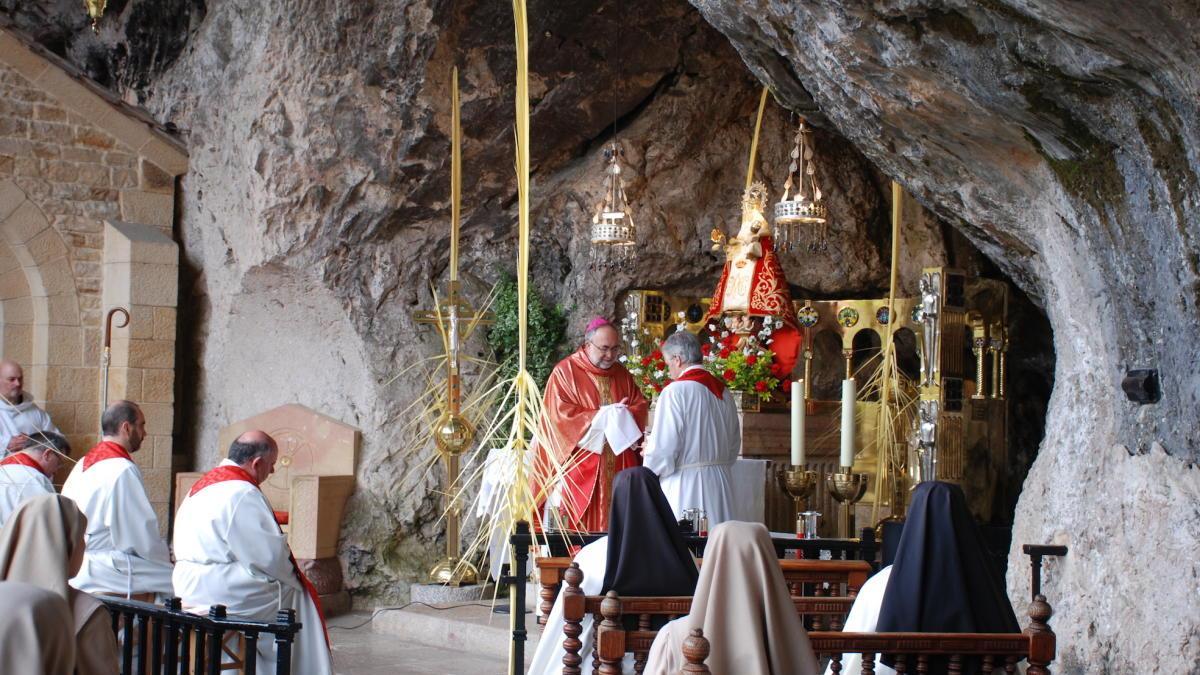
[672,367,726,400]
[81,441,133,471]
[0,452,45,475]
[188,464,330,648]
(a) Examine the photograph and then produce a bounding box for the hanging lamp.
[774,118,828,252]
[589,141,637,271]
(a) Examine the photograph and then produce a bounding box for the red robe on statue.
[535,347,649,531]
[706,234,803,379]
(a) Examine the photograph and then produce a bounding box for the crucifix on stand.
[413,67,494,586]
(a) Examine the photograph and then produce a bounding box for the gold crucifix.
[413,67,494,586]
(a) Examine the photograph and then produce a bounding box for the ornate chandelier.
[773,118,828,253]
[589,141,636,271]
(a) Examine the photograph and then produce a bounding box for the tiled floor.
[329,610,516,675]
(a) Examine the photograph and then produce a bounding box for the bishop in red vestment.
[535,318,648,531]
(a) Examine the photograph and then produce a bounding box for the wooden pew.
[593,591,1057,675]
[560,564,861,675]
[538,556,870,624]
[677,594,1057,674]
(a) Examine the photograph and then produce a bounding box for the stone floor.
[329,606,540,675]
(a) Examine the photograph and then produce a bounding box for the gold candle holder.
[780,468,818,531]
[826,469,868,538]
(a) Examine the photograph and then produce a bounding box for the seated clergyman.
[63,400,173,599]
[0,431,68,526]
[0,360,61,454]
[173,431,332,675]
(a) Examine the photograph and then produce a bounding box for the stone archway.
[0,179,86,441]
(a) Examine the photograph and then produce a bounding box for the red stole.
[672,367,727,400]
[81,441,132,471]
[189,464,330,648]
[0,452,46,475]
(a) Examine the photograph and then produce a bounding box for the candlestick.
[826,469,868,538]
[840,378,856,468]
[790,380,805,466]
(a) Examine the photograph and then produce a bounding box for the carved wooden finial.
[563,562,584,590]
[1028,593,1053,631]
[682,627,711,674]
[600,590,621,625]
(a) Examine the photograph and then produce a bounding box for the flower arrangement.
[618,312,672,400]
[701,317,782,399]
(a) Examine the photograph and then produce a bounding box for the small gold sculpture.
[84,0,107,32]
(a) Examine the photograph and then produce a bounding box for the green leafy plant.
[487,274,568,389]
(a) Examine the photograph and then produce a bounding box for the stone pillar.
[103,220,178,533]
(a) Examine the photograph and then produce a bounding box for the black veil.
[877,481,1020,672]
[600,466,698,597]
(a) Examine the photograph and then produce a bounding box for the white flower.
[629,311,638,319]
[721,331,729,338]
[643,328,651,335]
[775,319,784,329]
[630,368,642,375]
[655,369,665,379]
[766,338,774,344]
[758,350,765,356]
[619,355,628,363]
[631,339,640,348]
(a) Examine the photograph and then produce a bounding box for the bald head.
[0,360,24,404]
[228,431,279,484]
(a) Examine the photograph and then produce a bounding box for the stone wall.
[0,26,187,529]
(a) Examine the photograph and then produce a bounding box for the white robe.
[824,565,894,675]
[643,367,740,525]
[528,537,634,675]
[173,460,332,675]
[62,456,173,597]
[0,463,54,526]
[0,399,58,454]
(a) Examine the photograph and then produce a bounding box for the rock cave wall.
[0,0,1066,640]
[687,0,1200,670]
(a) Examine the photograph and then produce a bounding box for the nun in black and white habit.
[826,480,1021,675]
[529,466,699,675]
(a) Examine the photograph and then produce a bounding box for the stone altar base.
[410,582,498,605]
[373,583,539,660]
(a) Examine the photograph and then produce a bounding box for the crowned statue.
[706,182,803,381]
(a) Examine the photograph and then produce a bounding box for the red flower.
[653,383,664,392]
[650,349,663,360]
[719,347,731,359]
[641,356,652,366]
[782,379,792,392]
[754,380,768,392]
[701,343,711,355]
[655,361,666,370]
[745,354,758,366]
[722,369,735,381]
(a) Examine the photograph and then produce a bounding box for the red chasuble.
[535,347,649,532]
[671,367,727,400]
[81,440,133,470]
[0,451,46,475]
[189,463,330,647]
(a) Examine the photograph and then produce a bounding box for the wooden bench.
[560,563,861,675]
[538,557,870,624]
[676,594,1056,674]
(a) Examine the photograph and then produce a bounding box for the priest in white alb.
[63,400,173,598]
[643,330,740,525]
[0,360,60,454]
[0,431,67,525]
[173,431,332,675]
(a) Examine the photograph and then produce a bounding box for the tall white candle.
[840,378,856,468]
[790,380,805,466]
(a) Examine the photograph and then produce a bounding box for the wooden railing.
[679,593,1056,674]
